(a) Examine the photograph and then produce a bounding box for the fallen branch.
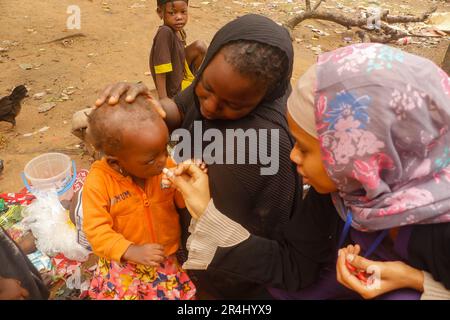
[358,29,445,42]
[305,0,311,12]
[383,6,437,23]
[40,33,86,45]
[312,0,324,12]
[284,3,438,44]
[285,9,376,31]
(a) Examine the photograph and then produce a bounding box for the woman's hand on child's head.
[164,160,210,219]
[95,82,166,118]
[0,278,29,300]
[336,246,424,299]
[122,243,166,267]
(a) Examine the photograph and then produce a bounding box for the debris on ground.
[38,102,56,113]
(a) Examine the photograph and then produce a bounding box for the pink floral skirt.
[88,254,196,300]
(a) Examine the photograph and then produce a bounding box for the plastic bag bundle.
[65,268,90,291]
[22,191,90,262]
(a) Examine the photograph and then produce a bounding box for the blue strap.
[21,160,77,196]
[21,172,33,194]
[56,161,77,196]
[338,209,389,258]
[337,211,353,250]
[364,229,389,258]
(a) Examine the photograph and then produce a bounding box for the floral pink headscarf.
[306,43,450,231]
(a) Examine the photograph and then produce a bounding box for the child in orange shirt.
[82,95,195,300]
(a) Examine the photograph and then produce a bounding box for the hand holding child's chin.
[122,243,166,267]
[164,160,210,219]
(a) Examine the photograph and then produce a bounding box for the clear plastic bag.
[65,267,90,291]
[22,190,90,262]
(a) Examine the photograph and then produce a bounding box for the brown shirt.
[150,25,186,98]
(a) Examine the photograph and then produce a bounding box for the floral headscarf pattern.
[315,43,450,231]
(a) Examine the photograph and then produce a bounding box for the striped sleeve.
[182,199,250,270]
[421,272,450,300]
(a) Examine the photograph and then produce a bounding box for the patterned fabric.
[50,253,98,299]
[88,254,196,300]
[72,169,92,251]
[73,169,89,193]
[27,250,53,272]
[0,191,35,206]
[73,188,91,251]
[313,43,450,231]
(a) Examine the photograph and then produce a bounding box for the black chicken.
[0,85,28,127]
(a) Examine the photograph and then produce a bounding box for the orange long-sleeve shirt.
[82,158,184,262]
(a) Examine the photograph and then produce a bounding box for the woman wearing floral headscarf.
[167,43,450,299]
[287,43,450,299]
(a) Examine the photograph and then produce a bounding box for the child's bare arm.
[159,97,183,132]
[155,73,168,99]
[122,244,165,267]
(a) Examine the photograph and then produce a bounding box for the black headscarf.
[196,14,293,103]
[175,14,294,131]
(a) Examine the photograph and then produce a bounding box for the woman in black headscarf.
[96,14,305,299]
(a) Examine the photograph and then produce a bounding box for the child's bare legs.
[185,40,207,73]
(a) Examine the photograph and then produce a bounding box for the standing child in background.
[150,0,206,99]
[82,95,196,300]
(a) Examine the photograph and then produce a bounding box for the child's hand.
[0,278,29,300]
[122,243,165,267]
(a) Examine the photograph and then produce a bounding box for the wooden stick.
[305,0,311,12]
[312,0,324,12]
[284,6,438,44]
[40,33,86,45]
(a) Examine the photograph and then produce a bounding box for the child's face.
[195,52,267,120]
[287,112,338,194]
[115,119,169,179]
[158,1,188,32]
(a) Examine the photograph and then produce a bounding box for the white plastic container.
[22,153,76,201]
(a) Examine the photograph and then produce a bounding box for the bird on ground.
[0,85,28,127]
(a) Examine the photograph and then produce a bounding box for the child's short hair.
[87,96,161,156]
[157,0,188,7]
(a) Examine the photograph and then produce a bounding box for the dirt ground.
[1,0,449,192]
